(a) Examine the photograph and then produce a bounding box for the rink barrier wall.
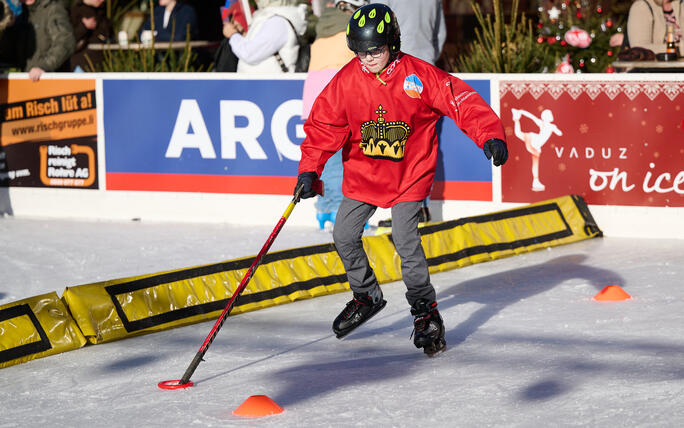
[59,194,600,345]
[1,73,682,239]
[0,292,87,369]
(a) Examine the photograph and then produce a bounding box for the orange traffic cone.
[593,285,631,301]
[232,395,284,418]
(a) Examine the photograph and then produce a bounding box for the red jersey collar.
[359,52,404,83]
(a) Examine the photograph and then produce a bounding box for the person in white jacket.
[375,0,446,65]
[222,0,307,73]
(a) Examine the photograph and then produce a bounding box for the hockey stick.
[159,179,323,389]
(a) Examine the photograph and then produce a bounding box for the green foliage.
[456,0,555,73]
[88,24,204,72]
[92,42,202,72]
[536,0,624,73]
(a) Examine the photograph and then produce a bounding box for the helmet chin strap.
[373,51,399,85]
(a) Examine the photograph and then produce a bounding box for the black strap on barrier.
[0,304,52,364]
[104,243,342,333]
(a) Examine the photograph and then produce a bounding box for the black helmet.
[346,3,400,55]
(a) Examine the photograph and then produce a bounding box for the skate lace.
[409,314,429,340]
[342,298,364,318]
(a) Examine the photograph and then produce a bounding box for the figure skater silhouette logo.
[511,108,563,192]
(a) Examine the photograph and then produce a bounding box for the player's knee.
[333,225,355,250]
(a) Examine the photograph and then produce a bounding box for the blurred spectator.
[222,0,307,73]
[613,0,682,53]
[303,0,365,118]
[311,0,326,16]
[302,0,368,230]
[375,0,446,65]
[1,0,18,35]
[140,0,198,42]
[70,0,113,71]
[0,0,75,80]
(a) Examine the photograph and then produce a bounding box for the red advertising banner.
[500,80,683,207]
[0,79,98,189]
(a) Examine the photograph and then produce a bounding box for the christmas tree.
[535,0,625,73]
[456,0,556,73]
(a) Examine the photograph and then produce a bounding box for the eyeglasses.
[356,47,386,59]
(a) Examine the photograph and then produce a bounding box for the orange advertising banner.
[0,79,98,189]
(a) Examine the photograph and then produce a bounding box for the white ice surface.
[1,216,683,427]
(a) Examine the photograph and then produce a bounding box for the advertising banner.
[0,80,98,189]
[500,80,683,207]
[103,78,493,201]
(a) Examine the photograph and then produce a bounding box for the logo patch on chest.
[403,74,424,98]
[359,105,411,162]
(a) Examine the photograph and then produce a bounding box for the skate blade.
[424,341,447,357]
[334,300,387,339]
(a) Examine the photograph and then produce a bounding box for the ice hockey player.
[294,3,508,356]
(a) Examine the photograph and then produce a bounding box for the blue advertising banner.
[103,78,492,199]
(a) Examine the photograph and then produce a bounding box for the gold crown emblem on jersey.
[359,105,411,161]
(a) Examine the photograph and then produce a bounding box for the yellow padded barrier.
[63,243,351,344]
[61,194,601,345]
[418,194,601,273]
[0,292,87,369]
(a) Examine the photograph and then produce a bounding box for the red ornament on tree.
[605,65,615,73]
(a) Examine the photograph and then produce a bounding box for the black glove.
[483,138,508,166]
[294,171,318,200]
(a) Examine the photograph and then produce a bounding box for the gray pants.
[332,197,436,307]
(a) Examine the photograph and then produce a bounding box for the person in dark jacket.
[140,0,198,42]
[0,0,75,80]
[70,0,112,71]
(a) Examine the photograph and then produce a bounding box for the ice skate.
[532,178,546,192]
[333,292,386,339]
[410,299,446,357]
[316,212,333,230]
[512,108,521,121]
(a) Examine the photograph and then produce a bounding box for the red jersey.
[298,53,505,208]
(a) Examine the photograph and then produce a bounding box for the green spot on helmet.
[346,3,401,55]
